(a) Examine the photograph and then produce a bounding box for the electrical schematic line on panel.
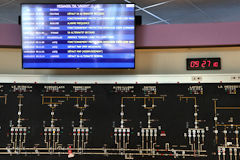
[0,95,7,105]
[178,96,207,157]
[0,83,239,160]
[10,95,27,152]
[213,99,240,160]
[116,96,165,152]
[41,95,95,154]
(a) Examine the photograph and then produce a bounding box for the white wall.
[0,46,239,75]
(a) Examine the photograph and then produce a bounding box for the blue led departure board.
[21,4,135,69]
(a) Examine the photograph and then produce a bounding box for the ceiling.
[0,0,240,25]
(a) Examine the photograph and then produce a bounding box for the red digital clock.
[187,58,221,70]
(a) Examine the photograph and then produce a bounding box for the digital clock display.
[187,58,221,70]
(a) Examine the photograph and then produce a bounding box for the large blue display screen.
[21,4,135,69]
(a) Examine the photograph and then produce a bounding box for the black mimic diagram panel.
[0,83,239,160]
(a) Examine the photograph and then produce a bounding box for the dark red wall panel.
[0,24,21,47]
[1,22,240,48]
[136,22,240,47]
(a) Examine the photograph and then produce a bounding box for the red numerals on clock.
[201,60,211,67]
[190,60,219,68]
[190,61,199,68]
[187,58,220,70]
[213,62,219,67]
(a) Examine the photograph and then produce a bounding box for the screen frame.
[21,3,136,69]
